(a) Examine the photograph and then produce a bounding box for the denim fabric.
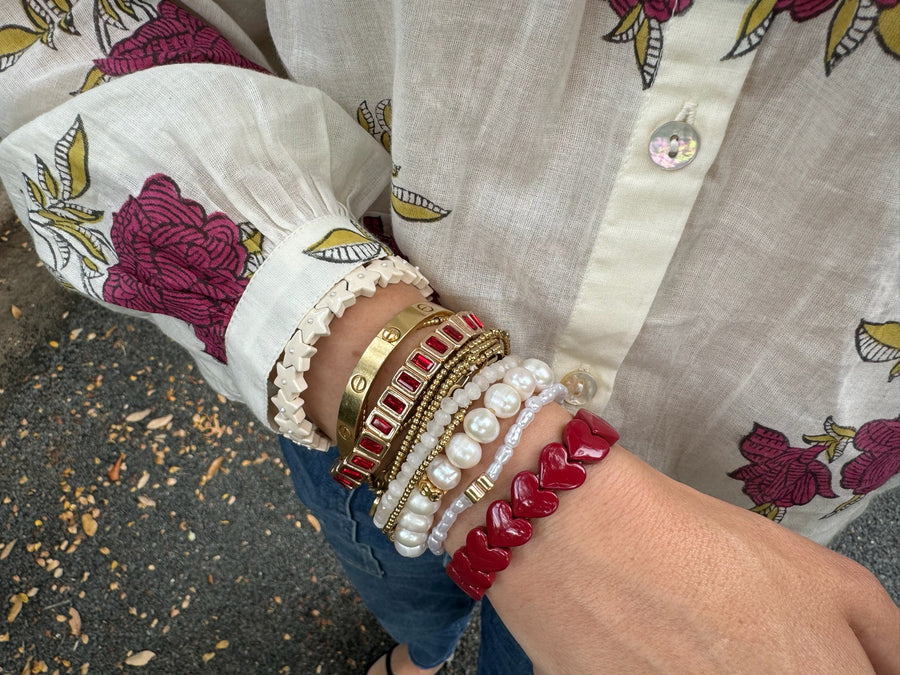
[278,437,532,673]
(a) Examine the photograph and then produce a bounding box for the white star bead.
[275,363,306,398]
[370,257,404,285]
[316,283,357,318]
[345,267,383,297]
[299,306,333,343]
[280,338,316,372]
[273,390,302,417]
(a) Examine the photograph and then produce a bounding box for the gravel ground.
[1,213,897,674]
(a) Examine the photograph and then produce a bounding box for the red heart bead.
[466,526,512,572]
[575,408,619,445]
[539,442,587,490]
[446,549,491,600]
[510,471,559,519]
[564,418,611,464]
[486,500,533,548]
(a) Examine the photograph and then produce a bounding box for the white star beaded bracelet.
[271,256,432,450]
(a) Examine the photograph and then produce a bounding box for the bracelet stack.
[277,277,609,570]
[445,409,619,599]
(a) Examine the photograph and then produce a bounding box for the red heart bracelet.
[445,409,618,599]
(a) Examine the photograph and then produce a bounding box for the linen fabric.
[1,0,898,551]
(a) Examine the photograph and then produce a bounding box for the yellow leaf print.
[724,0,779,59]
[391,185,451,222]
[0,26,43,71]
[825,0,878,75]
[878,4,900,57]
[55,115,90,200]
[304,228,382,263]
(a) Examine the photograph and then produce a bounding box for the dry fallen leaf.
[306,514,321,533]
[0,538,15,560]
[136,471,149,489]
[10,305,21,319]
[124,650,155,666]
[215,640,229,650]
[146,414,172,430]
[68,607,82,636]
[7,593,26,623]
[137,496,156,509]
[125,409,151,423]
[107,454,125,482]
[81,513,98,537]
[202,653,215,663]
[202,456,223,484]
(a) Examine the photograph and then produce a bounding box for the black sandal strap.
[385,646,396,675]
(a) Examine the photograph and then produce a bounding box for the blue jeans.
[278,438,532,673]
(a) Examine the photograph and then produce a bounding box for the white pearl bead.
[484,383,522,419]
[426,419,444,436]
[388,480,404,497]
[395,528,427,547]
[420,432,438,449]
[441,398,459,415]
[523,358,554,391]
[407,491,440,515]
[426,456,461,490]
[373,509,389,529]
[495,444,514,464]
[503,366,537,398]
[398,510,433,533]
[445,433,483,469]
[394,540,427,558]
[463,408,500,443]
[480,364,502,382]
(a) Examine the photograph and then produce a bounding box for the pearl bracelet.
[382,354,525,557]
[445,409,620,600]
[272,256,432,451]
[427,376,566,556]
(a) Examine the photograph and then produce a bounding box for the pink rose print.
[840,416,900,495]
[729,424,837,521]
[93,0,267,77]
[770,0,839,21]
[102,174,249,363]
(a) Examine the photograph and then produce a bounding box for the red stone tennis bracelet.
[445,409,619,599]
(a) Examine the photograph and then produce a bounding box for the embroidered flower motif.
[102,174,250,363]
[93,0,266,77]
[604,0,693,89]
[729,423,837,521]
[725,0,900,74]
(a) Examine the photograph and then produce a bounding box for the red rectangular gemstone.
[359,436,384,455]
[442,325,464,342]
[339,465,364,481]
[382,393,407,415]
[334,473,356,489]
[410,351,435,373]
[370,414,393,435]
[463,313,483,330]
[425,336,448,354]
[397,371,422,393]
[351,455,375,471]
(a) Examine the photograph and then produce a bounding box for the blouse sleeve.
[0,0,394,429]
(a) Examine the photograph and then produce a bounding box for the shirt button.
[560,370,598,407]
[648,121,699,170]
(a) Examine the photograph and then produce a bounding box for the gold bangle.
[335,311,488,489]
[335,301,450,464]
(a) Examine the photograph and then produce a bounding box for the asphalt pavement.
[1,208,897,675]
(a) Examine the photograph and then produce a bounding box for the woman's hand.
[478,438,900,674]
